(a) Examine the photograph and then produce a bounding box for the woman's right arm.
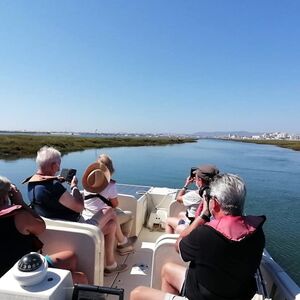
[176,176,194,203]
[9,184,45,234]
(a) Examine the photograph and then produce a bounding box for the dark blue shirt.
[28,180,80,222]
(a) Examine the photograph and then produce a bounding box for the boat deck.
[104,227,165,300]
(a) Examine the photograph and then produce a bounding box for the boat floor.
[104,227,165,300]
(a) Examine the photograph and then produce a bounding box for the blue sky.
[0,1,299,134]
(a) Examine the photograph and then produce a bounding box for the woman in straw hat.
[0,175,88,283]
[98,154,135,237]
[27,146,127,276]
[82,157,137,258]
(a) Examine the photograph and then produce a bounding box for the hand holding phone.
[60,168,77,183]
[190,167,197,178]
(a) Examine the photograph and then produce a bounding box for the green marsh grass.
[228,139,300,151]
[0,134,197,160]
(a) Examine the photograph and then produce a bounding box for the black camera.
[190,167,197,178]
[60,168,77,183]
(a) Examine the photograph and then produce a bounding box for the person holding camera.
[0,175,88,283]
[130,174,266,300]
[25,146,127,275]
[165,164,219,234]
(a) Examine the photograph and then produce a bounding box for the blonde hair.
[98,154,115,175]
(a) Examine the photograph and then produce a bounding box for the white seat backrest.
[39,218,104,285]
[151,234,188,289]
[168,200,185,218]
[118,193,147,236]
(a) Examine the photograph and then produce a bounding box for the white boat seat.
[151,234,188,289]
[168,199,185,218]
[39,217,104,286]
[118,193,147,236]
[150,234,286,300]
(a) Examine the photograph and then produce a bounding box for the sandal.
[104,263,128,276]
[117,245,134,256]
[117,236,137,249]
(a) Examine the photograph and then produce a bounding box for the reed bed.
[0,134,197,160]
[228,139,300,151]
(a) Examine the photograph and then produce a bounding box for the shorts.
[77,215,99,226]
[164,293,189,300]
[84,218,99,226]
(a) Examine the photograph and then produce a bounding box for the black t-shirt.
[179,218,265,300]
[28,180,80,222]
[0,216,38,276]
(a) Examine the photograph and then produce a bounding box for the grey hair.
[0,176,11,197]
[36,146,61,171]
[209,173,246,216]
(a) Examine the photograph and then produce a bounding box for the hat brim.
[82,162,111,193]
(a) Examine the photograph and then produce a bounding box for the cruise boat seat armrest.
[117,194,137,213]
[39,218,104,286]
[151,234,188,289]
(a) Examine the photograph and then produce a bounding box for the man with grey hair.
[130,173,266,300]
[26,146,127,275]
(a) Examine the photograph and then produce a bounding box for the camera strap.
[199,185,210,198]
[84,193,113,207]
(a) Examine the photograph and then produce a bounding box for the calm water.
[1,139,299,285]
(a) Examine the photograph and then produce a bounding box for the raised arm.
[175,197,210,251]
[176,176,194,203]
[175,216,206,251]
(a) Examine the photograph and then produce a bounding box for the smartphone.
[60,168,77,183]
[190,167,197,178]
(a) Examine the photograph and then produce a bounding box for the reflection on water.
[0,139,299,285]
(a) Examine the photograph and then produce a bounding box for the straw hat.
[82,162,111,193]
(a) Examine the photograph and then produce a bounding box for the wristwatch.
[200,213,210,222]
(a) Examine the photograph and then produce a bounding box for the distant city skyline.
[0,1,299,134]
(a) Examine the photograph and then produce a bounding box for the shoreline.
[222,138,300,151]
[0,134,197,160]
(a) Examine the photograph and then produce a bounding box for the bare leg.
[161,262,186,294]
[97,207,127,244]
[178,211,186,219]
[116,208,134,236]
[49,250,88,284]
[71,272,89,284]
[165,217,180,233]
[175,224,188,234]
[101,219,117,266]
[130,286,167,300]
[92,207,115,229]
